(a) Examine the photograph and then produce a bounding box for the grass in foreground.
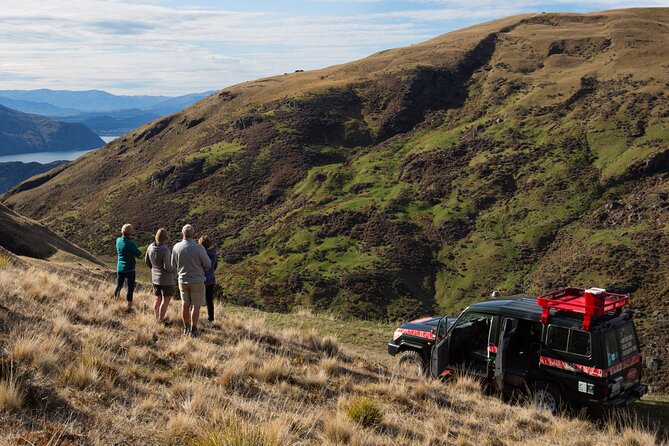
[0,263,664,445]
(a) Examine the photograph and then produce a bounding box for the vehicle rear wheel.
[397,350,426,377]
[533,382,563,415]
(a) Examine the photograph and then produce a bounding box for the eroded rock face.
[547,36,612,58]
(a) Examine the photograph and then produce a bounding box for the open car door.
[494,317,517,391]
[430,316,449,378]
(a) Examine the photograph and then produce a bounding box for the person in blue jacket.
[114,223,142,311]
[198,235,218,323]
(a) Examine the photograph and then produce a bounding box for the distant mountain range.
[0,104,104,156]
[0,89,170,113]
[0,89,215,136]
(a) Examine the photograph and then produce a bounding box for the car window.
[452,312,493,344]
[437,318,448,339]
[568,329,591,356]
[547,326,591,357]
[617,323,639,359]
[605,330,620,366]
[547,326,568,351]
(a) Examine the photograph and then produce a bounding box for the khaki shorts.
[179,283,206,307]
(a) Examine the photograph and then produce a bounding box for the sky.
[1,0,668,96]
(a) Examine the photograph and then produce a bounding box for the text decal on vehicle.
[540,353,641,378]
[397,328,436,340]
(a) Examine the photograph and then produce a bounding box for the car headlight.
[393,329,402,341]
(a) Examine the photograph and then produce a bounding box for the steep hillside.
[0,203,104,270]
[0,105,104,155]
[3,9,669,386]
[0,261,662,445]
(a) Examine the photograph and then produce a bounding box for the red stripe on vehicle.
[606,353,641,376]
[397,328,436,340]
[488,345,498,353]
[539,353,641,378]
[539,356,605,378]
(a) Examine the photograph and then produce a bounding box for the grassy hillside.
[0,258,664,445]
[3,9,669,389]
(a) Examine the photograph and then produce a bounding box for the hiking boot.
[182,326,191,336]
[190,327,200,338]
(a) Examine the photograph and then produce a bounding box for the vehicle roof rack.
[537,287,628,331]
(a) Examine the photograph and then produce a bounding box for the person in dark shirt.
[198,235,218,323]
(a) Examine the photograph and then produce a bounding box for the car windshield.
[604,323,639,367]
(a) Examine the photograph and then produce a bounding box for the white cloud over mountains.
[1,0,668,95]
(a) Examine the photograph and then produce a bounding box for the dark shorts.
[152,284,175,297]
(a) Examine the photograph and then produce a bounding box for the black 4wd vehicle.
[388,287,649,414]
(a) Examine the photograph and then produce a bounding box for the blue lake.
[0,136,120,164]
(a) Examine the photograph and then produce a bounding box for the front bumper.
[387,341,400,356]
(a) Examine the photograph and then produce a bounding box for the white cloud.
[0,0,667,95]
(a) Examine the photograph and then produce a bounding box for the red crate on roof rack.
[537,287,629,331]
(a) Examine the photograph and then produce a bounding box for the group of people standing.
[114,223,218,337]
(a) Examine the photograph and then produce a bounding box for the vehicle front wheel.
[397,350,426,377]
[533,382,564,415]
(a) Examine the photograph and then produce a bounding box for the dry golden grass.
[0,361,22,413]
[322,413,356,445]
[0,264,665,445]
[0,254,11,270]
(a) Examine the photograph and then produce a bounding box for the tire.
[533,382,564,415]
[397,350,427,377]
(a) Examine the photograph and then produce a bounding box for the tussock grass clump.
[60,349,102,389]
[0,254,11,270]
[190,419,283,446]
[320,357,340,376]
[7,334,42,363]
[0,362,22,413]
[217,361,248,390]
[322,413,356,444]
[254,356,292,383]
[7,333,66,374]
[303,329,340,357]
[345,397,383,428]
[301,367,329,389]
[0,377,22,413]
[235,338,263,357]
[164,412,198,445]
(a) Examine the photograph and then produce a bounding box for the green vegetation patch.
[187,141,243,165]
